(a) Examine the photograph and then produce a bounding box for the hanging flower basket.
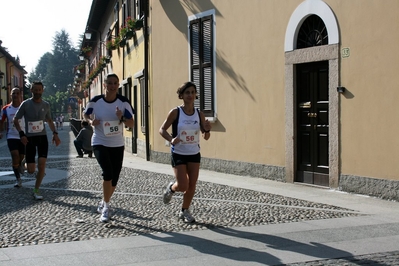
[126,30,135,40]
[106,40,117,50]
[82,46,92,57]
[119,38,127,47]
[135,19,143,30]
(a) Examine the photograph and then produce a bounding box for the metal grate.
[296,15,328,49]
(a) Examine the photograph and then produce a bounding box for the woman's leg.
[181,162,200,209]
[173,164,189,192]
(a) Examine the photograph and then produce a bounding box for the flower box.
[119,38,127,47]
[126,30,135,40]
[135,19,143,30]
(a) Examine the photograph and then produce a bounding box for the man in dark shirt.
[74,121,93,158]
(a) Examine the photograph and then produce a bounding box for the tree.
[28,29,80,116]
[46,29,80,96]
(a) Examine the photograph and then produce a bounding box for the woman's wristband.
[204,130,210,133]
[19,131,26,138]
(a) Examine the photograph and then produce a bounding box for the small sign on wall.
[342,47,350,58]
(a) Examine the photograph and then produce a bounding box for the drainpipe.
[144,1,150,161]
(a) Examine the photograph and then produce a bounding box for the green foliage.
[27,29,80,115]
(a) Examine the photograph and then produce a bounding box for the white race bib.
[28,120,44,133]
[102,120,122,137]
[180,129,199,144]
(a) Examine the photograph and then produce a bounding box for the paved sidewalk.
[0,124,399,265]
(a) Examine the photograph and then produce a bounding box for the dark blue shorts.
[171,152,201,167]
[7,139,25,155]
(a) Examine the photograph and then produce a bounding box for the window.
[296,15,328,49]
[189,14,215,117]
[139,77,146,134]
[114,2,120,36]
[136,0,146,19]
[122,1,127,25]
[124,82,131,101]
[13,76,19,88]
[127,0,137,19]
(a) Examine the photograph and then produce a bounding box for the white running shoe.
[163,182,174,204]
[33,192,43,200]
[97,201,103,214]
[179,209,195,223]
[14,179,22,188]
[97,202,113,218]
[100,208,110,223]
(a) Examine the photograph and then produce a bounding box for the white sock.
[104,201,110,209]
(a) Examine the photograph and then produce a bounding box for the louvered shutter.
[190,15,214,117]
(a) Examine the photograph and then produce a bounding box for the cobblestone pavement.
[1,125,399,265]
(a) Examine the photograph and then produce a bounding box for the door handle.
[307,113,317,118]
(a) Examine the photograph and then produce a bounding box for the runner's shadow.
[146,229,283,265]
[209,227,387,266]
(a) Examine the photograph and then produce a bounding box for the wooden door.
[296,61,329,186]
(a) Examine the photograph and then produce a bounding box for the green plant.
[125,16,136,30]
[81,46,92,53]
[114,36,121,47]
[119,26,128,39]
[106,40,116,50]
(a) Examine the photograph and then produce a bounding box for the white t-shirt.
[84,94,134,147]
[1,103,25,139]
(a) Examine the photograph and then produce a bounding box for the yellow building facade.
[82,0,399,200]
[149,0,399,200]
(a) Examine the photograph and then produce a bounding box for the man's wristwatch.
[120,116,126,123]
[53,131,58,135]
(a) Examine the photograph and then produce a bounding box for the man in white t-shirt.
[0,87,26,187]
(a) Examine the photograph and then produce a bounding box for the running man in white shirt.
[0,87,26,187]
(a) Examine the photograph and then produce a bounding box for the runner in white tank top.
[159,81,212,223]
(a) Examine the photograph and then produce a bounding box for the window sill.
[206,116,217,123]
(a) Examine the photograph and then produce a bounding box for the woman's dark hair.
[105,73,119,81]
[176,81,197,99]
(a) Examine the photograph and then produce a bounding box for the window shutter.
[190,15,214,116]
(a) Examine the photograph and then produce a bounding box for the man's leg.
[35,157,47,190]
[74,140,84,157]
[10,149,22,186]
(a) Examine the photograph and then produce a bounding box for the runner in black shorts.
[14,81,60,200]
[0,87,26,187]
[159,81,212,223]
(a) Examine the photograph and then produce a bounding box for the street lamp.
[84,26,103,57]
[85,32,92,40]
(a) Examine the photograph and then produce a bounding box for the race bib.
[28,120,44,133]
[102,120,122,137]
[180,129,199,144]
